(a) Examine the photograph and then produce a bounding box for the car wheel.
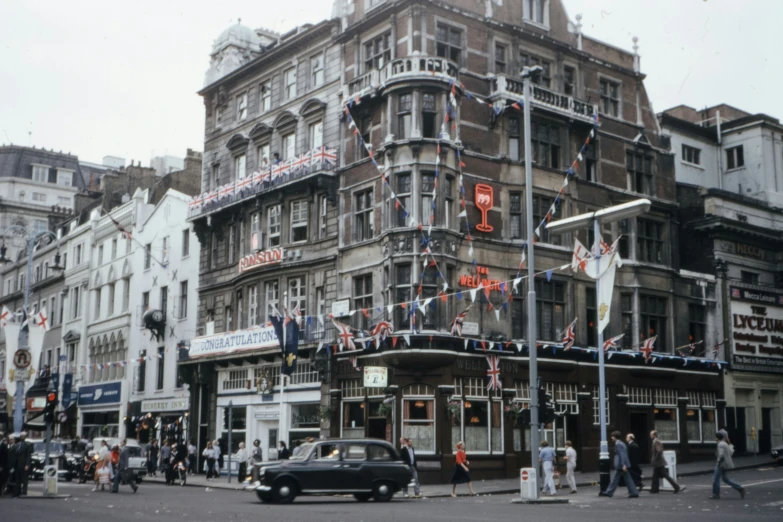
[256,491,274,503]
[354,493,372,502]
[273,478,297,504]
[372,481,394,502]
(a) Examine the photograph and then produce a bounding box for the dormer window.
[524,0,549,26]
[32,165,49,183]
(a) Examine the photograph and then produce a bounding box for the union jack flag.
[291,151,310,172]
[486,355,502,391]
[188,194,203,210]
[450,307,470,336]
[312,146,337,167]
[371,320,394,341]
[235,176,252,195]
[562,318,577,350]
[203,190,217,206]
[270,163,283,182]
[218,181,235,201]
[640,336,657,362]
[603,333,624,352]
[280,158,292,177]
[253,167,270,186]
[1,305,11,327]
[333,320,355,351]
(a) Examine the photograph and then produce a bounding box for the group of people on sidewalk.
[145,439,199,482]
[0,432,32,498]
[92,439,138,494]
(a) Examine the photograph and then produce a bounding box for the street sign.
[57,412,68,423]
[13,349,31,369]
[15,370,29,382]
[521,470,529,481]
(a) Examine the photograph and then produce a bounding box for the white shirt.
[188,444,196,455]
[408,446,415,466]
[202,448,216,459]
[566,447,577,465]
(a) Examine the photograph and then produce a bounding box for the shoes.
[629,495,639,498]
[710,496,719,499]
[599,492,610,497]
[675,486,686,494]
[412,494,422,498]
[739,488,745,499]
[403,493,409,498]
[92,487,97,492]
[570,490,577,494]
[111,490,117,494]
[132,487,138,493]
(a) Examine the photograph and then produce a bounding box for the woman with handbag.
[711,432,745,499]
[450,441,476,497]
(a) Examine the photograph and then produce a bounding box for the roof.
[0,145,87,189]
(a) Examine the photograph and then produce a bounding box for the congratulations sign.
[188,326,279,359]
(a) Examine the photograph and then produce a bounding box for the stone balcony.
[490,75,597,122]
[347,55,459,96]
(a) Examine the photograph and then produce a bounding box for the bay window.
[355,190,374,241]
[422,93,438,139]
[397,93,412,139]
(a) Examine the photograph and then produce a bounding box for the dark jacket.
[173,447,188,464]
[278,447,290,460]
[14,441,33,468]
[118,446,131,471]
[627,441,641,469]
[400,446,417,469]
[650,437,666,467]
[613,440,630,469]
[0,441,8,478]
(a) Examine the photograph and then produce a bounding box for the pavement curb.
[512,498,569,505]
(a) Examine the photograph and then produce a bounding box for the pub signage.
[238,247,285,273]
[459,265,503,292]
[729,286,783,373]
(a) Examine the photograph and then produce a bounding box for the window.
[157,346,165,390]
[520,54,551,88]
[257,143,270,169]
[247,284,257,327]
[318,195,328,239]
[211,163,220,190]
[397,93,412,139]
[358,115,371,160]
[162,236,170,263]
[309,121,323,150]
[422,93,438,139]
[592,386,610,426]
[98,245,104,265]
[536,279,565,341]
[741,270,759,285]
[353,274,373,331]
[364,33,391,71]
[227,224,236,264]
[260,80,271,112]
[421,173,435,226]
[122,278,130,312]
[142,291,150,312]
[32,192,46,202]
[508,117,521,161]
[234,153,246,179]
[237,92,248,120]
[494,43,507,73]
[179,281,188,320]
[111,238,117,260]
[342,399,366,438]
[282,131,296,160]
[50,296,57,326]
[621,294,633,349]
[215,106,223,128]
[421,267,438,329]
[267,204,281,247]
[682,144,701,165]
[637,218,664,264]
[726,145,744,169]
[144,243,152,269]
[265,281,279,319]
[626,150,653,195]
[210,232,218,269]
[563,65,575,95]
[107,283,115,316]
[310,54,324,88]
[402,385,436,453]
[640,294,667,353]
[395,264,411,329]
[584,138,597,182]
[688,303,705,347]
[181,229,190,257]
[355,190,374,241]
[653,389,678,442]
[290,200,308,242]
[395,174,411,227]
[445,176,454,229]
[586,287,597,347]
[71,286,80,319]
[531,121,560,168]
[436,23,462,63]
[289,276,306,318]
[32,165,49,182]
[94,288,102,321]
[160,286,168,324]
[284,67,297,99]
[451,379,502,454]
[57,196,71,207]
[138,350,146,393]
[600,79,620,117]
[525,0,546,24]
[533,195,559,244]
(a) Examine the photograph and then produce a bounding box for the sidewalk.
[142,454,776,498]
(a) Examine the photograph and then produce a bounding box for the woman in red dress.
[450,441,476,497]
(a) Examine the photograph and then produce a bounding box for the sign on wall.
[238,247,285,273]
[363,366,388,388]
[141,398,189,412]
[730,286,783,374]
[459,265,503,291]
[78,382,122,406]
[474,184,494,232]
[188,326,279,359]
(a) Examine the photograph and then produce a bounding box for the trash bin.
[662,450,677,491]
[43,465,58,496]
[520,467,538,499]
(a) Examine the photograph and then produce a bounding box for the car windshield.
[33,442,64,453]
[290,443,315,460]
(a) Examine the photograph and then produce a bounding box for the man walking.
[626,433,643,491]
[5,434,16,496]
[539,440,557,496]
[111,439,138,493]
[400,438,421,498]
[711,432,744,499]
[600,431,639,498]
[564,440,577,494]
[0,433,8,497]
[15,432,33,496]
[159,439,171,478]
[649,430,683,493]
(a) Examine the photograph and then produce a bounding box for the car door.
[340,443,369,491]
[297,442,343,492]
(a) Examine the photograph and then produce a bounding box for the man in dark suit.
[400,438,420,498]
[626,433,643,490]
[11,432,32,497]
[0,432,8,497]
[649,430,683,493]
[600,431,639,498]
[111,439,138,493]
[5,434,16,496]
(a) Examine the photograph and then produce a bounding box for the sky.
[0,0,780,165]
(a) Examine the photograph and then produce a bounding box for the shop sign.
[78,382,122,406]
[363,366,388,388]
[141,398,189,412]
[474,184,494,232]
[459,265,503,291]
[188,325,278,359]
[238,247,285,274]
[730,286,783,373]
[13,349,31,369]
[735,243,766,260]
[455,357,518,373]
[461,322,479,336]
[27,397,47,411]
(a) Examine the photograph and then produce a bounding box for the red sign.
[521,470,529,481]
[459,265,502,292]
[474,184,494,232]
[238,247,285,273]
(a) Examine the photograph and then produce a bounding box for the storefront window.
[343,401,365,438]
[653,408,678,442]
[702,409,717,441]
[452,378,502,454]
[82,411,120,440]
[221,406,247,453]
[686,409,701,442]
[291,403,320,430]
[402,384,435,453]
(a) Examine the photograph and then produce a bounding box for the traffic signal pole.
[44,380,57,470]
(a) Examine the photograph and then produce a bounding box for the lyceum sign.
[730,286,783,374]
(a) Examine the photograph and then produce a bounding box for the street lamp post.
[0,226,64,435]
[546,199,651,492]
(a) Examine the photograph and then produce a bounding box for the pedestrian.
[0,432,8,497]
[203,442,217,479]
[147,439,159,477]
[564,440,577,494]
[14,432,32,496]
[600,431,639,498]
[249,440,263,483]
[236,442,249,483]
[278,441,290,460]
[626,433,643,491]
[159,439,171,478]
[111,439,138,493]
[400,438,421,498]
[110,444,121,478]
[187,439,197,475]
[450,441,475,497]
[94,453,112,491]
[5,434,16,496]
[214,439,223,475]
[539,440,557,496]
[711,431,744,499]
[649,430,684,494]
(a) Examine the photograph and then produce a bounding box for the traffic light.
[44,391,59,424]
[538,387,556,424]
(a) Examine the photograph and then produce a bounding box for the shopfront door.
[761,408,772,454]
[255,420,278,461]
[629,411,650,463]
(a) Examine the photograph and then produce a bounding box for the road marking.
[741,477,783,488]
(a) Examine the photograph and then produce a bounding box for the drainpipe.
[716,110,723,190]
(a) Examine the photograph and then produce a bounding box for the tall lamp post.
[546,199,651,492]
[0,226,64,434]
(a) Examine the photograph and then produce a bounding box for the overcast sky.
[0,1,779,165]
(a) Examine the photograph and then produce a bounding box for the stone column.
[716,398,728,433]
[677,396,690,462]
[616,394,630,436]
[577,391,593,471]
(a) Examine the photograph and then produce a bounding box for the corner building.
[187,1,724,479]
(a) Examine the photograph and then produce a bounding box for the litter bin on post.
[520,467,538,499]
[661,450,677,491]
[43,465,58,496]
